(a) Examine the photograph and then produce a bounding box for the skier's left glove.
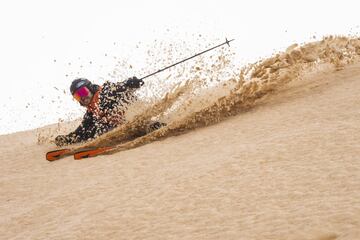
[125,76,144,89]
[55,135,72,147]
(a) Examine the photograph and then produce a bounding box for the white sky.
[0,0,359,135]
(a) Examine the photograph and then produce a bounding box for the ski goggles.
[73,86,91,102]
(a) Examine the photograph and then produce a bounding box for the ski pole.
[140,38,234,80]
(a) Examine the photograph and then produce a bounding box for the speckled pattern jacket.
[66,80,139,144]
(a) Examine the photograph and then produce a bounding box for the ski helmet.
[70,78,93,95]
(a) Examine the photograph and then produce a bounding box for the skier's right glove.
[125,76,144,89]
[55,135,72,147]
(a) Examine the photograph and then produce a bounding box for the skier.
[54,77,164,146]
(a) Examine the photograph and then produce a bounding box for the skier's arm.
[113,77,144,93]
[55,112,98,146]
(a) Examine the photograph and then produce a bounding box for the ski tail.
[73,146,114,160]
[46,149,72,161]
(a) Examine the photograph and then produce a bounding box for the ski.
[74,146,115,160]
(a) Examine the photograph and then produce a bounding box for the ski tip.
[74,151,90,160]
[46,149,71,161]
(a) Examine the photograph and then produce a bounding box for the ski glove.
[55,135,72,147]
[125,76,144,89]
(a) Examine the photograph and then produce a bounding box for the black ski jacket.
[63,79,142,144]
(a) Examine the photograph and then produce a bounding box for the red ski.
[73,146,115,160]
